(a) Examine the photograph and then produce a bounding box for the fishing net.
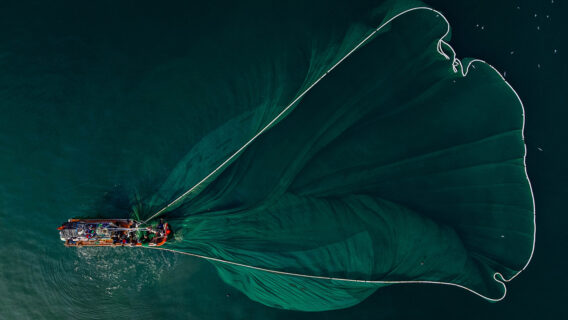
[140,0,534,311]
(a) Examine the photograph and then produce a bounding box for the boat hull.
[58,218,169,247]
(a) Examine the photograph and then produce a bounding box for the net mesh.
[140,1,534,311]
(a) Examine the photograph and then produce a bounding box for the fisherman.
[131,233,139,245]
[157,218,165,232]
[121,233,128,245]
[86,225,96,240]
[112,233,120,245]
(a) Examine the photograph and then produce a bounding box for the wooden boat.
[58,218,170,247]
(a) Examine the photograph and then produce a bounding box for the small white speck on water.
[537,147,543,151]
[534,13,538,18]
[546,14,550,19]
[516,6,520,10]
[481,25,485,30]
[551,0,554,4]
[537,26,540,30]
[452,80,456,83]
[476,23,480,27]
[503,71,507,77]
[537,63,541,69]
[500,235,505,238]
[510,50,515,55]
[554,49,558,54]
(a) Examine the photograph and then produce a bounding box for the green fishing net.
[139,0,534,311]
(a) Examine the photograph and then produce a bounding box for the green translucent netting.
[144,1,534,311]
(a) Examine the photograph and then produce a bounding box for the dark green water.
[0,0,564,319]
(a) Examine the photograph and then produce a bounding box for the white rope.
[143,8,419,225]
[141,246,371,282]
[106,227,149,232]
[139,244,504,302]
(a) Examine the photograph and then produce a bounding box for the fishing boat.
[58,218,170,247]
